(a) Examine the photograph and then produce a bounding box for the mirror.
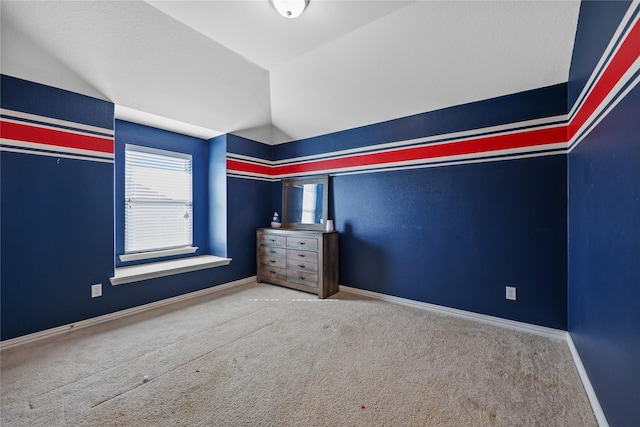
[282,175,329,230]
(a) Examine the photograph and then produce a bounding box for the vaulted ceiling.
[0,1,580,144]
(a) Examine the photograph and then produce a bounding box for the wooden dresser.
[257,228,339,299]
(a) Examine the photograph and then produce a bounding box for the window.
[120,144,197,262]
[111,119,230,283]
[300,183,318,224]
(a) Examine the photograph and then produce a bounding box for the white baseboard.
[1,278,609,427]
[339,285,608,426]
[339,285,567,340]
[567,335,609,427]
[0,276,256,351]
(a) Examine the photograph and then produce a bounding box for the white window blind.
[125,145,193,255]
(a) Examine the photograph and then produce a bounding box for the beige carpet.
[1,281,596,426]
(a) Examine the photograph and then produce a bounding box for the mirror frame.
[282,175,329,231]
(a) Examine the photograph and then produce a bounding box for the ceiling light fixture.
[271,0,309,19]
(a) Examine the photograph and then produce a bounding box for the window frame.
[121,144,196,262]
[114,120,209,268]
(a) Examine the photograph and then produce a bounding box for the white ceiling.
[0,1,580,144]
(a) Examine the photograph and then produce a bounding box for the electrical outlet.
[91,283,102,298]
[506,286,516,301]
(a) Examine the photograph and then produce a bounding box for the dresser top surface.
[258,228,337,236]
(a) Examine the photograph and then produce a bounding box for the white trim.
[339,285,609,426]
[332,149,566,178]
[227,116,567,171]
[568,1,640,120]
[0,108,114,136]
[110,255,231,286]
[0,276,256,351]
[228,145,567,180]
[0,145,114,164]
[226,152,273,166]
[271,115,567,166]
[1,138,114,159]
[0,117,114,141]
[0,277,610,427]
[275,124,567,173]
[568,70,640,153]
[119,246,198,262]
[226,173,276,182]
[338,285,567,340]
[567,335,610,427]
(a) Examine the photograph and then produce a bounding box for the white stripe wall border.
[568,0,640,121]
[0,145,115,164]
[227,152,273,166]
[228,145,567,180]
[567,2,640,152]
[226,173,275,182]
[227,116,567,172]
[0,108,114,137]
[1,138,114,159]
[271,118,567,167]
[330,148,566,178]
[568,69,640,152]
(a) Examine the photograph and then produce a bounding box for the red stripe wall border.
[568,13,640,140]
[274,126,566,176]
[0,120,114,154]
[229,12,639,180]
[227,126,567,178]
[226,159,274,176]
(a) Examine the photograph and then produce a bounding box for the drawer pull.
[269,239,276,242]
[299,276,306,280]
[269,260,277,263]
[269,270,276,274]
[299,242,305,245]
[298,254,306,258]
[269,250,276,254]
[298,264,305,268]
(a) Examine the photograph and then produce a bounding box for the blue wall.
[332,157,567,328]
[274,86,570,330]
[226,134,274,277]
[567,2,640,426]
[2,2,639,423]
[0,76,270,340]
[1,151,115,339]
[1,75,115,339]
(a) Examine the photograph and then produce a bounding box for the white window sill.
[110,255,231,286]
[119,246,198,262]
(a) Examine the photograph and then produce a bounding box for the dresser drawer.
[260,246,286,258]
[259,234,286,248]
[262,266,287,282]
[287,249,317,263]
[257,228,338,299]
[287,270,318,287]
[260,254,286,269]
[286,236,318,251]
[287,258,318,273]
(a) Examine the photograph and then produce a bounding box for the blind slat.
[125,145,193,254]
